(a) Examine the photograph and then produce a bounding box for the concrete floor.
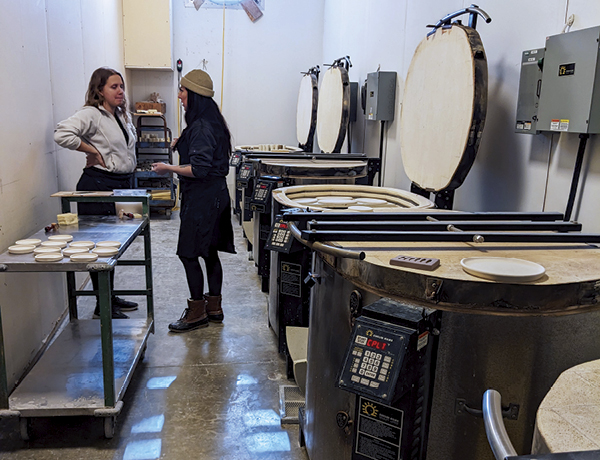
[0,212,308,460]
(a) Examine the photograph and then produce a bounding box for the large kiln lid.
[316,66,350,153]
[296,73,319,149]
[400,25,488,192]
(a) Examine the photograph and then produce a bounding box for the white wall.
[0,0,124,390]
[323,0,600,231]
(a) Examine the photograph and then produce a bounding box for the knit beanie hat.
[181,69,215,98]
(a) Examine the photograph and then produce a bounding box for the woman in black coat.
[153,69,235,332]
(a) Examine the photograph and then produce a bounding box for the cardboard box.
[135,102,166,113]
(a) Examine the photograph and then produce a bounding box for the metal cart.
[134,114,176,217]
[0,193,154,439]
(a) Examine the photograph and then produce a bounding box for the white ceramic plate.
[316,196,354,201]
[15,239,41,246]
[92,247,119,257]
[41,240,67,249]
[96,241,121,248]
[63,247,89,257]
[48,234,74,242]
[34,247,62,255]
[35,253,64,262]
[295,198,319,205]
[460,257,545,283]
[9,245,36,254]
[348,205,373,212]
[70,241,96,249]
[356,198,388,207]
[70,253,99,262]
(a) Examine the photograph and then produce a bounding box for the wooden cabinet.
[123,0,172,69]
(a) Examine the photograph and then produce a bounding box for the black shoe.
[93,304,129,319]
[112,296,138,311]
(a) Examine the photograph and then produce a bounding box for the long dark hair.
[184,90,232,155]
[85,67,129,122]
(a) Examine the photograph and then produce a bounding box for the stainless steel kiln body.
[303,253,600,460]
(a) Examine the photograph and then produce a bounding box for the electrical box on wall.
[515,48,544,134]
[536,26,600,134]
[365,71,397,121]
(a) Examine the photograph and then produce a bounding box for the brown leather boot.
[168,298,209,332]
[204,293,224,323]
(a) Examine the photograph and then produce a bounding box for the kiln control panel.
[236,163,253,188]
[230,151,242,167]
[337,316,413,403]
[264,217,294,253]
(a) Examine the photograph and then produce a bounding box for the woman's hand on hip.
[85,151,107,169]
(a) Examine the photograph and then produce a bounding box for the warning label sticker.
[550,119,569,131]
[280,262,302,297]
[355,397,403,460]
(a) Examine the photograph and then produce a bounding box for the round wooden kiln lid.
[316,66,350,153]
[296,73,318,148]
[400,25,487,192]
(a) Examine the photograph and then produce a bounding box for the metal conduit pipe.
[483,389,518,460]
[288,221,365,260]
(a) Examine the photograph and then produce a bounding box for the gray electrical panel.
[536,26,600,134]
[365,71,397,121]
[515,48,544,133]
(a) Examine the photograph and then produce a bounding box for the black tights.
[179,248,223,300]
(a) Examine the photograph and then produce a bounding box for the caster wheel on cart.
[165,209,172,219]
[104,416,116,439]
[20,417,31,441]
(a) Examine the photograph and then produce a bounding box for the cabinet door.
[123,0,172,69]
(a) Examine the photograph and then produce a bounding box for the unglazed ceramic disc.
[295,198,319,205]
[63,247,89,257]
[356,198,388,207]
[48,234,74,242]
[92,247,119,257]
[460,257,545,283]
[35,253,64,262]
[9,245,36,254]
[15,239,41,246]
[96,241,122,248]
[348,205,373,212]
[70,241,96,249]
[34,247,62,255]
[41,240,67,249]
[317,198,356,208]
[70,253,99,262]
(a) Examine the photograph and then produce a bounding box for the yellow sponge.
[57,213,78,226]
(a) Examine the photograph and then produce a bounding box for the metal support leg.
[0,310,8,409]
[66,272,78,320]
[97,269,115,407]
[143,223,155,333]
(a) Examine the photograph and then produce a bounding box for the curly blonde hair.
[85,67,129,121]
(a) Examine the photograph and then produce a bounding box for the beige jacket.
[54,105,136,174]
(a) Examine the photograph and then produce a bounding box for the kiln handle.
[288,222,365,260]
[482,389,518,460]
[427,4,491,35]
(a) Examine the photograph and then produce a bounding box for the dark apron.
[76,167,133,215]
[176,176,236,259]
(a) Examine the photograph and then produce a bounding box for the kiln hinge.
[425,278,443,302]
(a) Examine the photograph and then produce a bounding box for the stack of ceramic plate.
[96,241,121,248]
[70,241,96,249]
[316,197,356,208]
[355,198,389,207]
[35,253,63,262]
[92,247,119,257]
[70,253,99,262]
[34,247,62,255]
[348,205,373,212]
[41,240,67,249]
[48,234,74,243]
[8,245,36,254]
[15,239,41,247]
[63,247,89,257]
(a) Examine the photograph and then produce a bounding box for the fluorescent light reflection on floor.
[236,374,259,385]
[246,432,291,453]
[243,409,280,427]
[123,439,162,460]
[146,376,177,389]
[131,414,165,433]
